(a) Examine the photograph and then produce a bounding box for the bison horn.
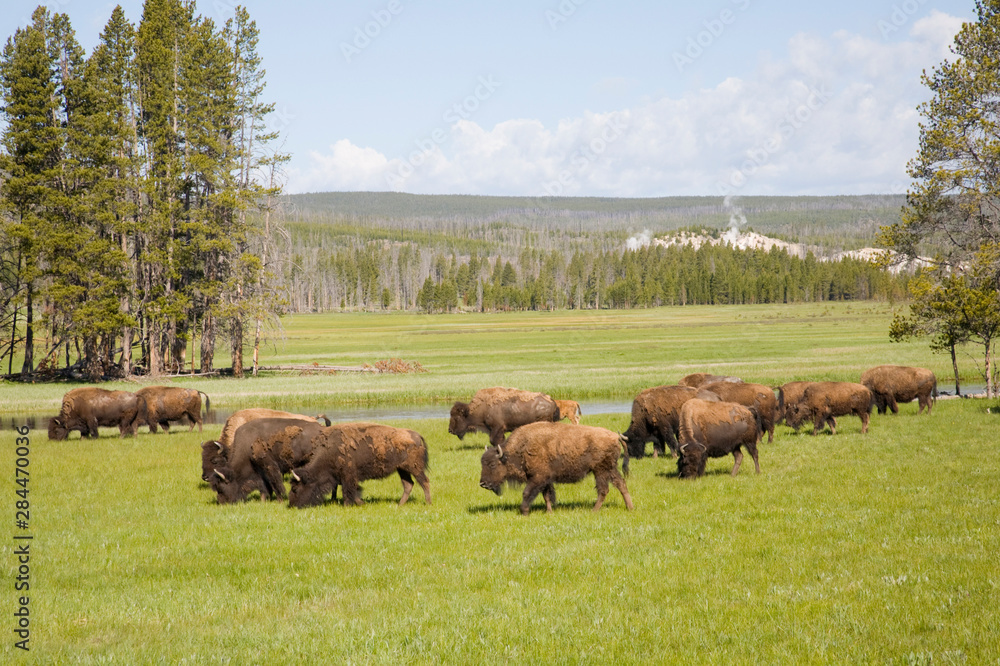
[213,469,227,482]
[496,444,503,458]
[291,470,301,482]
[214,441,224,452]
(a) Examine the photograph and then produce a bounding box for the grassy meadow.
[2,302,999,663]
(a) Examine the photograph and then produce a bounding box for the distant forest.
[274,192,910,312]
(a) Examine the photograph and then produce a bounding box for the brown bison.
[786,381,872,435]
[200,408,330,482]
[478,422,633,516]
[622,385,721,458]
[207,418,326,503]
[678,373,741,388]
[676,399,761,478]
[449,387,560,447]
[136,386,210,433]
[700,381,780,443]
[555,399,582,425]
[48,387,145,440]
[778,381,833,430]
[861,365,937,415]
[288,423,431,508]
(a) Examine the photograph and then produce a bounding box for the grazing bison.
[478,422,634,516]
[861,365,937,415]
[786,381,872,435]
[700,381,780,443]
[200,408,330,482]
[208,418,326,503]
[678,373,741,388]
[48,387,145,440]
[777,381,836,430]
[676,399,761,479]
[449,387,560,447]
[622,385,721,458]
[288,423,431,508]
[555,399,582,425]
[136,386,210,433]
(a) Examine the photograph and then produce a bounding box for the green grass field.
[2,303,998,663]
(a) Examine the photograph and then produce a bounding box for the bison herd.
[45,364,937,515]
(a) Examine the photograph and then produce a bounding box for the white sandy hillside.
[650,229,932,274]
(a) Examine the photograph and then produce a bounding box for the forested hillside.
[275,192,908,312]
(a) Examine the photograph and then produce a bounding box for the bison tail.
[618,434,630,478]
[198,391,211,411]
[776,386,785,422]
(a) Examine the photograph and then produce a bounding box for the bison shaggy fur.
[288,423,431,508]
[478,422,634,516]
[786,381,872,435]
[48,387,144,440]
[449,387,560,447]
[136,385,209,433]
[676,399,762,479]
[622,385,721,458]
[700,381,779,443]
[861,365,937,415]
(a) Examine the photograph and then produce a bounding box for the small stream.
[5,400,636,432]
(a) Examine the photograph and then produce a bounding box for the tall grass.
[2,397,998,662]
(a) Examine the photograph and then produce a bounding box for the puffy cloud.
[289,14,963,197]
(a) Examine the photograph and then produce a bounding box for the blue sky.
[1,1,978,197]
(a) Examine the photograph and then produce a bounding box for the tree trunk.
[201,310,215,373]
[950,342,960,396]
[231,315,244,378]
[20,285,33,376]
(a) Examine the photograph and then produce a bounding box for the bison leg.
[888,395,899,415]
[415,471,432,504]
[397,471,415,506]
[731,449,744,476]
[520,480,547,515]
[860,410,869,434]
[593,473,610,511]
[542,484,556,512]
[610,471,634,510]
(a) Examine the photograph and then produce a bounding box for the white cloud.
[289,14,963,197]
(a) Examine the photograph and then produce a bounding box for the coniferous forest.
[0,2,285,380]
[0,3,909,381]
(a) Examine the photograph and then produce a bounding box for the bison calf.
[288,423,430,508]
[554,399,582,425]
[478,422,634,516]
[676,399,761,479]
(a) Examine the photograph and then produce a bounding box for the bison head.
[288,467,335,508]
[676,441,707,479]
[200,440,227,482]
[209,467,245,504]
[478,444,508,495]
[448,402,471,439]
[48,417,68,441]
